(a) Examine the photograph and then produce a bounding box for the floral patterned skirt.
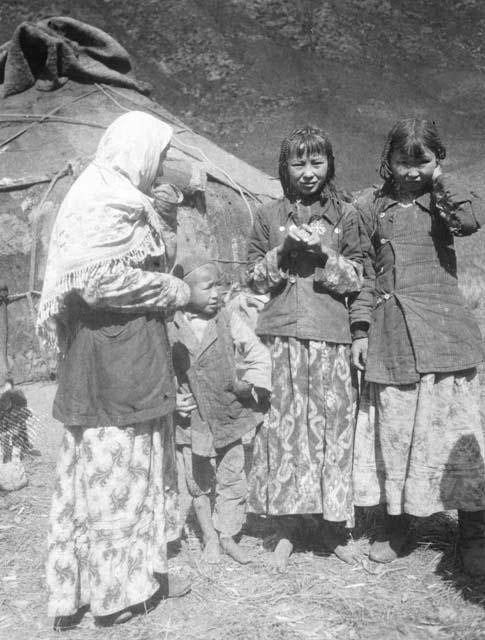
[46,417,179,618]
[353,371,485,517]
[247,336,355,527]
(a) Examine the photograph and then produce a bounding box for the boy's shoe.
[220,536,251,564]
[458,510,485,576]
[369,514,409,563]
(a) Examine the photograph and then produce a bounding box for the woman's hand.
[351,337,368,371]
[176,391,197,418]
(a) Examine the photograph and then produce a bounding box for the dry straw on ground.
[2,441,485,640]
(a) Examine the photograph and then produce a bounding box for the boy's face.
[186,264,220,316]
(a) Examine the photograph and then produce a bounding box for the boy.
[170,253,271,564]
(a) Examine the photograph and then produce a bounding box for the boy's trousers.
[176,439,247,538]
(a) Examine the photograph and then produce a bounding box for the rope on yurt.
[0,164,73,373]
[0,88,99,150]
[95,83,256,226]
[28,164,73,300]
[0,114,106,129]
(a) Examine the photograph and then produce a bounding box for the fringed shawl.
[36,110,173,349]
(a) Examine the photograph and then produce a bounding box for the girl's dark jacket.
[246,195,365,345]
[352,175,484,384]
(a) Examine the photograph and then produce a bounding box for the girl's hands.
[278,224,307,256]
[301,224,330,258]
[278,224,329,258]
[351,337,368,371]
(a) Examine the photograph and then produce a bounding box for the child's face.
[390,146,438,195]
[288,150,329,199]
[186,265,220,316]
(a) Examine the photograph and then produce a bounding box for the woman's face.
[390,146,438,195]
[288,150,329,198]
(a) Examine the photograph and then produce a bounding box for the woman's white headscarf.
[37,110,173,345]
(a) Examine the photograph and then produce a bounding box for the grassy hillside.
[2,0,484,300]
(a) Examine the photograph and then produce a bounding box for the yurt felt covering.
[0,19,281,383]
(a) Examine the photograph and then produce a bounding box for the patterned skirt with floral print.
[247,336,355,527]
[353,371,485,517]
[46,417,179,618]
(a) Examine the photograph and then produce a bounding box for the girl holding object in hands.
[246,125,365,572]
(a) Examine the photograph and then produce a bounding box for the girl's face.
[288,150,329,198]
[390,146,438,195]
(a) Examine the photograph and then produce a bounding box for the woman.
[37,111,191,629]
[246,125,365,572]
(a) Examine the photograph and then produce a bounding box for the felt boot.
[458,510,485,577]
[369,513,410,563]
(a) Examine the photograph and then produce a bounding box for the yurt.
[0,17,281,383]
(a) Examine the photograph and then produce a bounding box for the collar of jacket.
[379,190,432,214]
[172,310,219,359]
[282,195,343,227]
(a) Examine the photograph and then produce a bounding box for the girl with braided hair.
[351,118,485,573]
[246,125,365,571]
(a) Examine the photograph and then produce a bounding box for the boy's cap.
[173,250,216,279]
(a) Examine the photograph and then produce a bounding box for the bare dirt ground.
[1,382,485,640]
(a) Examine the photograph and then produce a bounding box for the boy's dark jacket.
[169,308,267,456]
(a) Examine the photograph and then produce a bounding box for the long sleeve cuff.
[351,321,369,340]
[248,247,287,294]
[313,249,363,295]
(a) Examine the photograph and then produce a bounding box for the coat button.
[279,226,285,232]
[380,238,389,244]
[379,211,386,218]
